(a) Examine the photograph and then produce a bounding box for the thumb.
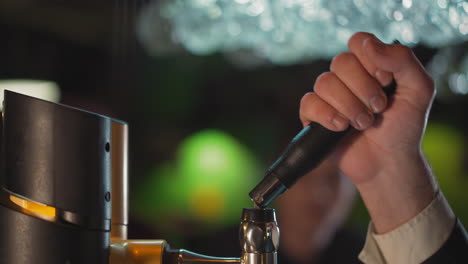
[363,38,435,109]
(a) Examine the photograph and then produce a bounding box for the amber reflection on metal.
[110,240,166,264]
[0,184,57,223]
[9,194,56,219]
[0,187,110,229]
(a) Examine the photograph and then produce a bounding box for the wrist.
[356,151,437,233]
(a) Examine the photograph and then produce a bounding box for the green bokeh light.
[423,123,464,189]
[134,129,260,235]
[422,122,468,223]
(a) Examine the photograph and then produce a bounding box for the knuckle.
[348,32,375,50]
[314,72,336,94]
[330,52,356,72]
[299,93,318,121]
[299,92,315,109]
[395,45,413,58]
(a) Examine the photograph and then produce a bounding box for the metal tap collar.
[241,208,277,223]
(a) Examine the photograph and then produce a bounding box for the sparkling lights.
[427,44,468,98]
[138,0,468,64]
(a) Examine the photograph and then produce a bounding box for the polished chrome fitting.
[240,208,279,264]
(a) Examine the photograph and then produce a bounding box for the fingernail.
[370,95,386,113]
[375,69,393,86]
[332,114,348,130]
[355,112,373,130]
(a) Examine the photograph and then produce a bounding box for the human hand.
[299,32,438,233]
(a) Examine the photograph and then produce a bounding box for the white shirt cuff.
[358,191,456,264]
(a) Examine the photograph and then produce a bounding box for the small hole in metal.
[105,142,110,152]
[105,192,111,202]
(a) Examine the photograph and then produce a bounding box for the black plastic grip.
[270,123,349,187]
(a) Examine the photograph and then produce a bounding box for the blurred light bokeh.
[0,79,61,110]
[138,0,468,64]
[423,123,468,224]
[133,129,259,238]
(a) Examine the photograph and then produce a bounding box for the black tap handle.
[249,79,397,208]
